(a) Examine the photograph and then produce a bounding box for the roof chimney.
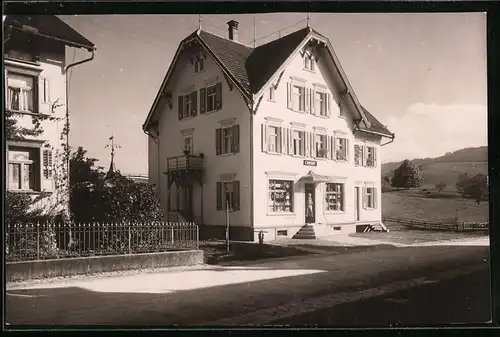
[227,20,239,41]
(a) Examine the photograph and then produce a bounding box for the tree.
[436,182,447,193]
[69,147,164,223]
[456,172,470,196]
[465,173,488,204]
[381,175,392,192]
[390,159,423,190]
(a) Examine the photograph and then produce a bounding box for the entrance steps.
[292,224,316,240]
[363,222,390,233]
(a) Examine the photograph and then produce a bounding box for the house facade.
[4,15,95,217]
[143,21,394,241]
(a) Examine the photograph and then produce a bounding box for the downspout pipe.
[64,48,96,222]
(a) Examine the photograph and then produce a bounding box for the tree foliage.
[390,159,424,190]
[70,147,164,223]
[456,172,470,196]
[436,182,447,193]
[461,173,488,203]
[381,175,392,193]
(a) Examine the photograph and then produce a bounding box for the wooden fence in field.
[382,217,489,232]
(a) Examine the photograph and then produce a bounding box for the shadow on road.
[6,245,491,327]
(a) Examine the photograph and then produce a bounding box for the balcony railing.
[167,155,204,171]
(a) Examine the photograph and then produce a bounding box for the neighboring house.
[143,21,394,241]
[125,174,149,185]
[4,15,95,216]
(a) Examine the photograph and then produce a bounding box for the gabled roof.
[246,27,310,94]
[4,15,95,50]
[143,26,393,138]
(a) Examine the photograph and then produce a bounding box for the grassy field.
[382,189,489,224]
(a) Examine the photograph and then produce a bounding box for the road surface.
[6,244,490,326]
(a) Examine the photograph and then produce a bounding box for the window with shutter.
[207,85,217,113]
[221,126,234,155]
[366,187,376,208]
[200,88,206,114]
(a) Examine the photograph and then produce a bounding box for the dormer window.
[194,57,204,73]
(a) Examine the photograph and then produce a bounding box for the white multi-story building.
[143,21,394,241]
[4,15,95,216]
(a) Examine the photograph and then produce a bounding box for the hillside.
[382,146,488,190]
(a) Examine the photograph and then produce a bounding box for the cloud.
[382,103,488,163]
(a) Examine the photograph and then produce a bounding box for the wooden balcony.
[166,155,204,172]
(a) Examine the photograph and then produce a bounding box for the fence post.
[196,225,199,250]
[171,223,174,245]
[128,222,131,254]
[36,222,40,260]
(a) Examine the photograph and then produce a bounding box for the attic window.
[304,53,315,72]
[194,58,204,73]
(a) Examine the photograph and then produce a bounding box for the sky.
[61,13,487,174]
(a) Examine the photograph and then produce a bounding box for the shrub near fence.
[382,217,488,232]
[6,222,199,262]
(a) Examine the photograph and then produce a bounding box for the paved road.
[270,269,491,327]
[6,245,490,326]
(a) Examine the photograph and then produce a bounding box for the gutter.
[249,100,255,238]
[64,48,96,220]
[381,133,396,147]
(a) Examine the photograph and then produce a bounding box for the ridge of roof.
[144,24,392,138]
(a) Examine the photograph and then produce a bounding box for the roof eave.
[8,23,95,51]
[355,126,394,139]
[319,34,371,128]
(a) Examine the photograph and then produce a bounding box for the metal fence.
[5,221,199,262]
[382,217,489,232]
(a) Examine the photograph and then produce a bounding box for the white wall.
[151,45,252,227]
[252,43,383,230]
[5,42,69,215]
